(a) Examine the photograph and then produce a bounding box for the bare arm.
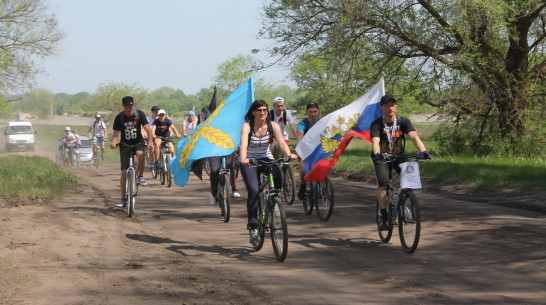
[169,124,181,138]
[371,137,381,155]
[272,122,296,159]
[289,123,297,140]
[110,130,120,148]
[407,131,426,152]
[143,124,153,150]
[239,122,250,165]
[88,127,92,138]
[296,130,304,144]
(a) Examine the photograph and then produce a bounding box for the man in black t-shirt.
[370,94,430,230]
[110,96,154,208]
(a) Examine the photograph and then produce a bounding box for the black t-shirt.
[153,118,173,137]
[370,115,416,155]
[113,109,148,145]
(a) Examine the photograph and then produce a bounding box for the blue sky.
[35,0,289,95]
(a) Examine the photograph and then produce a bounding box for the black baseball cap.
[122,96,134,105]
[306,102,319,110]
[151,106,160,112]
[380,94,397,105]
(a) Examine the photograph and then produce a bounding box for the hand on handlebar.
[374,153,388,161]
[418,151,431,159]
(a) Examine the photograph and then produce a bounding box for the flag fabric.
[190,86,219,180]
[208,86,218,113]
[295,79,385,182]
[170,77,254,187]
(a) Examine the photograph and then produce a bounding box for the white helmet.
[64,126,70,131]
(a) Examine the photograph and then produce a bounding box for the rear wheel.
[253,190,266,251]
[94,147,100,169]
[302,182,314,215]
[376,200,394,243]
[166,154,172,187]
[398,190,421,253]
[220,173,231,223]
[270,197,288,262]
[159,155,166,185]
[282,165,296,205]
[315,176,334,221]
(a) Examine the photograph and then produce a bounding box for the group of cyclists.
[87,92,430,247]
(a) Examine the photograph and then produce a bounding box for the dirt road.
[1,144,545,304]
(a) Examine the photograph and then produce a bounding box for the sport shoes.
[249,229,260,246]
[231,191,240,198]
[138,176,147,186]
[297,183,306,200]
[209,194,216,206]
[149,163,155,170]
[115,199,126,208]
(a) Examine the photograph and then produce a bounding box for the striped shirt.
[247,130,274,160]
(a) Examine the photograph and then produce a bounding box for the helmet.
[64,126,70,131]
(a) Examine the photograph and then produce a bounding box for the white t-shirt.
[183,118,196,135]
[146,115,157,125]
[89,120,106,137]
[270,110,295,140]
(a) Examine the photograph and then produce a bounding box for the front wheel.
[220,173,231,223]
[398,190,421,253]
[166,154,172,188]
[270,197,288,262]
[282,165,296,205]
[253,190,266,251]
[127,169,135,218]
[376,201,393,243]
[302,182,314,215]
[315,176,334,221]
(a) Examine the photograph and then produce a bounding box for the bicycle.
[146,139,158,179]
[156,136,175,188]
[215,155,232,223]
[57,140,77,168]
[250,157,289,262]
[117,142,139,218]
[302,176,335,221]
[92,136,104,169]
[376,154,425,253]
[273,144,296,206]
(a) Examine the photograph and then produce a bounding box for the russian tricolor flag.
[295,79,385,182]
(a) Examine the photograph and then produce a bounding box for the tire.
[253,190,266,251]
[377,200,394,243]
[159,155,166,185]
[282,165,296,205]
[270,197,288,262]
[204,159,210,176]
[127,169,135,218]
[315,176,334,221]
[94,147,100,169]
[221,173,231,223]
[302,182,314,215]
[166,154,172,188]
[398,190,421,253]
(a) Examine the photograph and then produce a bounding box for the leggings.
[240,158,282,228]
[208,152,237,196]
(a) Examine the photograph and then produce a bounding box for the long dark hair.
[245,100,270,122]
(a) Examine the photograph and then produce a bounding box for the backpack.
[269,109,287,125]
[93,120,105,130]
[302,118,311,134]
[120,109,141,126]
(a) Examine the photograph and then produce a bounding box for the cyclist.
[296,102,321,200]
[59,126,78,160]
[370,94,430,230]
[239,100,297,246]
[197,107,210,125]
[110,96,153,208]
[208,152,240,206]
[182,110,197,137]
[88,114,108,160]
[269,96,297,156]
[146,106,160,168]
[151,109,181,163]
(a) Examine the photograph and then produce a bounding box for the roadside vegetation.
[0,155,80,198]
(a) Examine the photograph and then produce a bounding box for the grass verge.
[0,156,80,198]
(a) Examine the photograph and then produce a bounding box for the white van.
[4,121,36,151]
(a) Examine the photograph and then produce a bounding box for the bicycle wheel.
[269,197,288,262]
[151,155,158,179]
[159,156,166,185]
[316,176,334,221]
[166,154,172,188]
[253,190,266,251]
[398,190,421,253]
[302,182,314,215]
[282,165,296,205]
[94,147,100,169]
[221,173,231,223]
[127,169,135,218]
[204,159,211,176]
[376,201,394,243]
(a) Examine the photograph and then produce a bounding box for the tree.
[0,0,65,103]
[91,81,147,122]
[261,0,546,152]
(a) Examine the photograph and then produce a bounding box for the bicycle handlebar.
[248,156,291,166]
[383,154,427,163]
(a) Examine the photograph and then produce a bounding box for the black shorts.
[119,143,145,171]
[374,159,402,188]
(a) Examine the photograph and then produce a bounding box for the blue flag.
[170,77,254,187]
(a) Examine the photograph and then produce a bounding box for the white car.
[76,136,94,165]
[4,121,35,151]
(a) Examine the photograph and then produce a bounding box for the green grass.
[0,155,80,198]
[332,137,546,190]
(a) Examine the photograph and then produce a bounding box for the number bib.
[400,161,422,189]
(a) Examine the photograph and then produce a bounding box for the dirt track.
[1,143,545,304]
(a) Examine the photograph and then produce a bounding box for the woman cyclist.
[239,100,296,246]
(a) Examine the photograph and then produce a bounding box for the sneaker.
[249,229,260,246]
[138,176,147,186]
[231,191,240,198]
[297,183,306,200]
[149,163,155,170]
[209,194,216,206]
[115,199,126,208]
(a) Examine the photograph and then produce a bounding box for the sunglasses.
[254,108,268,113]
